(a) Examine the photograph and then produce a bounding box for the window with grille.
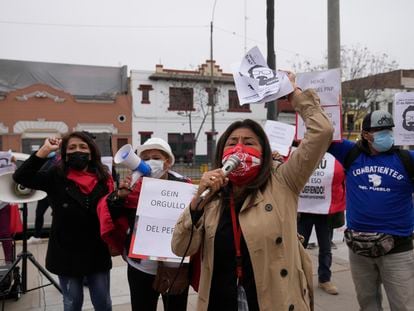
[138,84,153,104]
[228,90,250,112]
[169,87,194,111]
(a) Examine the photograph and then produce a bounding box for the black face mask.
[66,152,90,171]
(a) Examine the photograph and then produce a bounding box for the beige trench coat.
[172,89,333,311]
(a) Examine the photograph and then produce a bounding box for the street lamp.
[209,0,218,164]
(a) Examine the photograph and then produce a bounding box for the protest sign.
[129,177,197,262]
[101,156,113,173]
[298,152,335,214]
[297,68,341,106]
[264,120,295,156]
[393,92,414,146]
[232,46,293,105]
[0,151,15,175]
[296,105,342,141]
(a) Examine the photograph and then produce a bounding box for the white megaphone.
[0,172,47,203]
[114,144,152,186]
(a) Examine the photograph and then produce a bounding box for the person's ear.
[164,157,172,169]
[361,131,372,142]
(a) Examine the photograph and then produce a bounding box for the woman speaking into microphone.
[171,72,334,311]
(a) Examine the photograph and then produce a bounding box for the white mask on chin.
[145,159,166,178]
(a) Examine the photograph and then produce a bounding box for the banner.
[393,92,414,146]
[232,46,293,105]
[298,152,335,214]
[129,177,197,262]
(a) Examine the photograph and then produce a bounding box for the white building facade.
[130,61,269,163]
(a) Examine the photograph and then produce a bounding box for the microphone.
[199,155,241,199]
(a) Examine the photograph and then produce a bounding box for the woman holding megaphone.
[13,132,114,311]
[100,137,192,311]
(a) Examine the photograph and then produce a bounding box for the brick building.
[0,59,132,155]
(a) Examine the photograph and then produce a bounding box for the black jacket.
[13,154,112,277]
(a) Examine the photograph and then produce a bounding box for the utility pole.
[266,0,277,120]
[209,0,218,163]
[327,0,340,69]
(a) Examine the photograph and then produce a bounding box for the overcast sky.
[0,0,413,74]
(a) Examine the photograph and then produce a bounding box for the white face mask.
[145,159,166,178]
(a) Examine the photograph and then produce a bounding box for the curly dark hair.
[214,119,273,191]
[58,131,110,183]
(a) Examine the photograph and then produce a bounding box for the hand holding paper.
[232,46,294,105]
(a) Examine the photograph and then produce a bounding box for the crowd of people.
[1,71,413,311]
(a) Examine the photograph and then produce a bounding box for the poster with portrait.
[232,46,293,105]
[393,92,414,146]
[128,177,198,262]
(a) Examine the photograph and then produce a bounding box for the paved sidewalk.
[2,235,390,311]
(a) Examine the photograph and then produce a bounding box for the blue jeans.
[58,271,112,311]
[297,213,332,283]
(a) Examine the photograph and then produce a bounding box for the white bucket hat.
[135,138,175,166]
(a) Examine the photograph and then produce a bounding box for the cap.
[135,138,175,166]
[362,110,395,131]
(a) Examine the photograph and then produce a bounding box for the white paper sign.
[0,151,15,175]
[137,177,197,220]
[232,46,293,105]
[264,120,295,156]
[101,156,113,174]
[393,92,414,146]
[298,152,335,214]
[296,105,342,141]
[129,178,197,261]
[297,68,341,106]
[131,216,183,261]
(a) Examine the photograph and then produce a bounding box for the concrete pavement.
[2,233,391,311]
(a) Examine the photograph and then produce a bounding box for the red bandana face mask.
[222,144,262,186]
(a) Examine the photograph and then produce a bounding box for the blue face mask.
[372,130,394,152]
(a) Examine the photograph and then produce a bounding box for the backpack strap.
[343,144,362,171]
[395,149,414,183]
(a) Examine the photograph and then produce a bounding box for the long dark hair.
[214,119,273,191]
[59,131,110,183]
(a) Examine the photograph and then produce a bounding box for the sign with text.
[129,177,197,262]
[264,120,295,156]
[101,156,113,174]
[232,46,293,105]
[297,68,341,106]
[0,151,15,175]
[298,152,335,214]
[393,92,414,146]
[296,105,342,141]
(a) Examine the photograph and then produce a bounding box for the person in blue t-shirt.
[329,110,414,311]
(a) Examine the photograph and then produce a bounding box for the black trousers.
[297,213,332,283]
[127,264,189,311]
[35,197,50,237]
